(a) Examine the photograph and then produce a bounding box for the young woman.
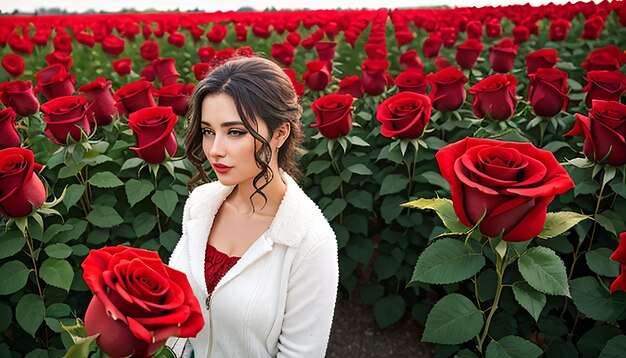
[167,56,339,357]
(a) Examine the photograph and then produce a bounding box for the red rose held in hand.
[0,80,40,116]
[82,246,204,358]
[376,91,431,139]
[78,77,118,126]
[528,68,570,117]
[468,74,517,121]
[0,147,46,218]
[310,93,353,139]
[565,100,626,166]
[41,95,93,144]
[0,107,21,149]
[128,106,178,163]
[426,66,468,113]
[436,138,575,242]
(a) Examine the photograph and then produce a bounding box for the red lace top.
[205,243,240,295]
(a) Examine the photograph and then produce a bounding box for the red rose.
[489,38,518,73]
[565,100,626,166]
[0,80,40,116]
[310,93,353,139]
[78,77,117,126]
[283,69,305,98]
[192,63,211,82]
[286,32,301,47]
[128,106,178,163]
[315,41,337,69]
[422,34,442,58]
[167,31,186,48]
[114,80,156,116]
[440,27,458,49]
[528,68,570,118]
[485,19,502,38]
[206,24,228,43]
[361,59,389,96]
[468,74,517,121]
[34,63,76,100]
[235,23,247,42]
[2,54,25,77]
[252,24,271,39]
[434,57,451,70]
[302,60,331,92]
[582,70,626,108]
[455,38,483,69]
[82,246,204,358]
[395,69,426,94]
[612,265,626,294]
[0,147,46,218]
[399,49,423,71]
[376,91,431,139]
[198,46,215,63]
[364,43,387,60]
[581,46,625,72]
[436,138,575,242]
[75,31,95,47]
[0,107,21,149]
[112,58,132,76]
[582,15,605,40]
[610,233,626,293]
[271,42,295,67]
[53,32,72,53]
[155,83,193,116]
[139,40,159,61]
[426,66,468,112]
[549,19,571,42]
[8,34,33,55]
[526,49,558,75]
[466,20,483,39]
[45,50,73,70]
[337,75,363,98]
[152,58,180,86]
[141,64,156,82]
[522,16,539,35]
[101,34,125,56]
[512,25,530,43]
[41,95,93,144]
[32,30,51,47]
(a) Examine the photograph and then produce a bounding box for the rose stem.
[476,241,507,353]
[24,228,49,348]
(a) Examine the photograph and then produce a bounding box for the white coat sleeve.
[277,235,339,358]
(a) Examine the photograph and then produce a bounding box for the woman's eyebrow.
[200,120,244,127]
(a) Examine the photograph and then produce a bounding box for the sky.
[0,0,600,13]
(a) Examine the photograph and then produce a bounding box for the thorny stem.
[476,248,507,353]
[24,229,49,348]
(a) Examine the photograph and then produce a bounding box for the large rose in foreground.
[0,147,46,218]
[128,106,178,163]
[436,138,574,242]
[310,93,353,139]
[82,246,204,358]
[376,91,431,139]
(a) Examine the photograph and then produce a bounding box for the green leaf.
[64,334,99,358]
[160,230,179,252]
[151,190,178,217]
[346,163,372,175]
[381,195,406,223]
[485,335,543,358]
[44,243,73,259]
[512,281,546,322]
[586,248,620,277]
[346,190,373,210]
[89,171,124,188]
[0,230,25,259]
[125,179,154,207]
[380,174,409,195]
[372,294,406,329]
[16,294,45,337]
[599,335,626,358]
[323,198,347,221]
[305,160,331,176]
[133,212,157,237]
[40,258,74,292]
[538,212,591,239]
[0,261,30,295]
[411,238,485,285]
[320,176,342,195]
[374,255,401,280]
[0,303,12,331]
[121,157,145,171]
[402,198,469,233]
[86,205,123,228]
[577,325,621,358]
[360,284,385,305]
[518,247,570,297]
[570,276,626,321]
[422,293,484,345]
[595,214,618,235]
[419,171,450,191]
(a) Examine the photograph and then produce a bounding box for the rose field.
[1,1,626,357]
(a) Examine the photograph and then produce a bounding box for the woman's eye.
[229,130,247,137]
[201,128,214,136]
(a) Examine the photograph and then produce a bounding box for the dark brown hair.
[185,56,304,207]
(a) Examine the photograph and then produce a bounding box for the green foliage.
[422,293,484,345]
[518,247,570,297]
[410,238,485,285]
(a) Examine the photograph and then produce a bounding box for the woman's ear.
[274,122,291,149]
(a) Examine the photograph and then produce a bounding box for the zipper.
[206,293,213,357]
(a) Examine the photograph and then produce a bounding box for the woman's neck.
[226,167,287,217]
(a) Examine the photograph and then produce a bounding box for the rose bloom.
[283,68,305,98]
[582,15,605,40]
[128,106,178,163]
[286,32,301,47]
[101,34,125,56]
[0,147,46,218]
[75,31,95,47]
[41,95,93,144]
[114,80,156,115]
[582,46,626,72]
[337,75,364,98]
[549,18,571,41]
[45,50,73,70]
[399,49,423,71]
[235,22,247,42]
[53,32,72,53]
[526,48,558,75]
[141,64,157,82]
[34,63,76,100]
[364,43,387,60]
[422,34,442,58]
[139,40,160,61]
[302,60,331,92]
[610,233,626,293]
[434,57,451,70]
[198,46,216,63]
[271,42,295,67]
[0,80,40,116]
[361,59,389,96]
[426,66,468,112]
[192,63,211,82]
[439,27,458,49]
[310,93,353,139]
[7,33,33,55]
[167,31,186,48]
[206,24,228,43]
[436,138,575,242]
[565,100,626,166]
[77,77,117,126]
[155,83,194,116]
[395,69,426,94]
[315,41,337,65]
[152,58,180,86]
[512,25,530,43]
[466,20,483,39]
[485,19,502,38]
[582,70,626,109]
[455,38,483,69]
[112,58,132,76]
[83,246,204,358]
[2,54,25,77]
[376,91,431,139]
[0,107,21,149]
[468,74,518,121]
[528,68,570,118]
[489,38,518,73]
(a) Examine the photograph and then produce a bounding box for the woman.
[167,56,339,357]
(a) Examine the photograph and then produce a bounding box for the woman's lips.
[212,163,232,173]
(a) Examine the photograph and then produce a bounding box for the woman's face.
[200,93,274,187]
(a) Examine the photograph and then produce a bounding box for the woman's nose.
[209,134,226,158]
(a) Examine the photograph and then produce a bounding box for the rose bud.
[528,68,570,118]
[167,31,186,48]
[512,25,530,44]
[310,93,353,139]
[78,77,117,126]
[139,40,160,61]
[271,42,295,67]
[582,46,625,72]
[376,91,431,139]
[426,66,468,112]
[112,58,132,76]
[0,107,21,149]
[399,49,423,71]
[316,41,337,69]
[440,27,458,49]
[582,70,626,108]
[582,15,605,40]
[302,60,331,92]
[192,63,211,82]
[0,147,46,218]
[468,74,518,121]
[436,137,575,242]
[75,31,95,47]
[610,233,626,266]
[526,48,558,75]
[395,69,426,94]
[45,50,73,70]
[549,18,571,42]
[101,34,125,56]
[1,54,25,77]
[155,83,194,116]
[489,38,518,73]
[565,100,626,166]
[34,63,76,100]
[434,57,451,70]
[41,95,93,144]
[114,80,156,116]
[198,46,216,63]
[206,24,228,43]
[128,106,178,163]
[283,69,305,98]
[455,38,483,69]
[141,64,157,82]
[152,58,180,86]
[286,32,301,47]
[422,34,442,58]
[361,59,389,96]
[235,22,247,42]
[466,20,483,39]
[485,19,502,38]
[0,80,40,116]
